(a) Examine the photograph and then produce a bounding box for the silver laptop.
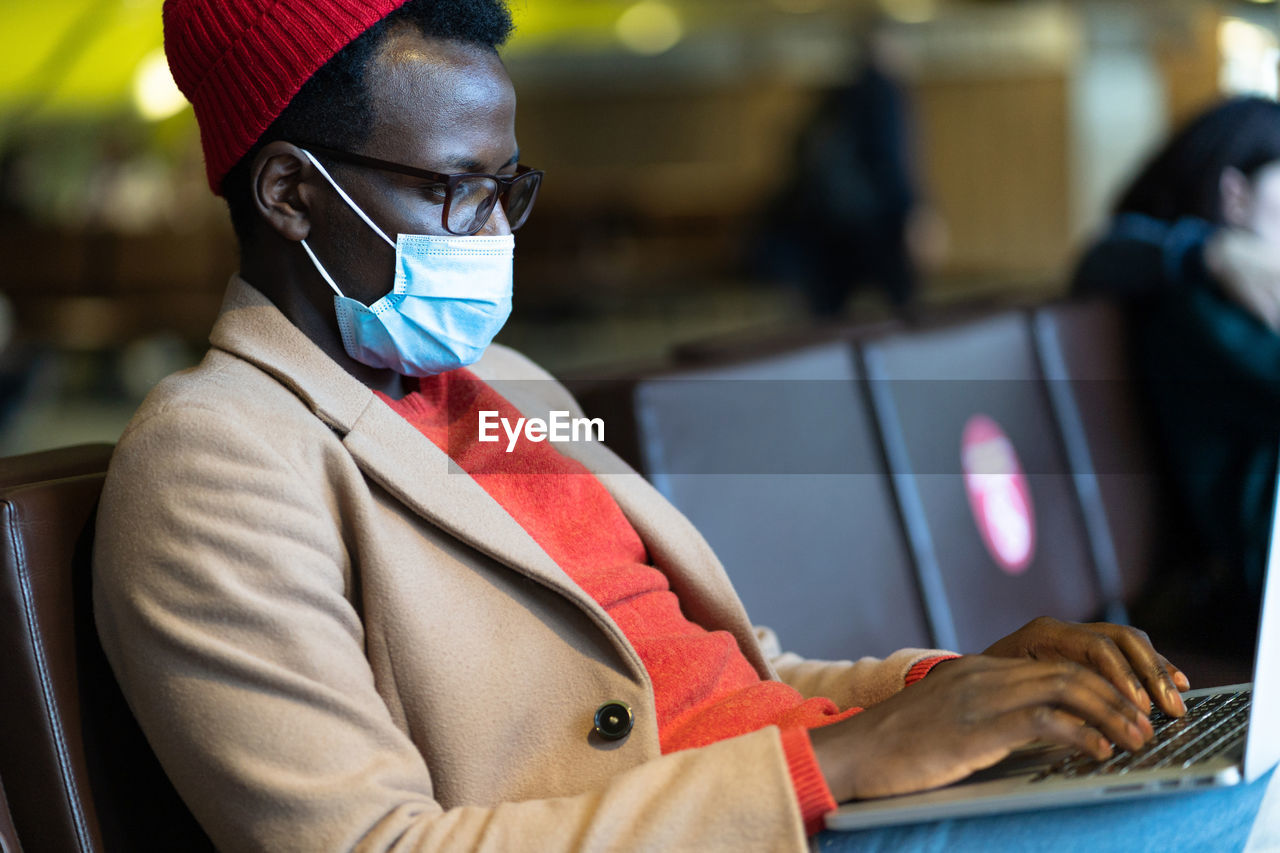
[827,471,1280,831]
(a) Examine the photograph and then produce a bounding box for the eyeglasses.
[302,143,543,236]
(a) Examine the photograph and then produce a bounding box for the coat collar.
[208,276,771,679]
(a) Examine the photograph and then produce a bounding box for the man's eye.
[420,184,448,202]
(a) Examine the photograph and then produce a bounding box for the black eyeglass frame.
[300,143,544,235]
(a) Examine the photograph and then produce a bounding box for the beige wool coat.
[93,277,944,852]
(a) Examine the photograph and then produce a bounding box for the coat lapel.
[341,399,564,581]
[207,278,652,677]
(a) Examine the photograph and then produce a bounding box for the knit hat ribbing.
[163,0,408,194]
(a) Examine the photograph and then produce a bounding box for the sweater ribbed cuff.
[905,654,961,686]
[780,728,837,836]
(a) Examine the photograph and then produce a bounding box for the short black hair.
[222,0,513,245]
[1116,96,1280,224]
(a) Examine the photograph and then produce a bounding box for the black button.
[593,701,633,740]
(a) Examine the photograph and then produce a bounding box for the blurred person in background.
[755,26,944,319]
[1073,96,1280,651]
[90,1,1276,849]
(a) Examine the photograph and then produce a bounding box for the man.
[93,0,1273,850]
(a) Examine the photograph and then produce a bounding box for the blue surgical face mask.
[299,149,514,377]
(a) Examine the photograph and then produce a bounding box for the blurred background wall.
[1,0,1278,451]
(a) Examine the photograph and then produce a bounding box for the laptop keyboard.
[1032,690,1250,782]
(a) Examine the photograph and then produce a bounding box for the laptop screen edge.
[1244,455,1280,783]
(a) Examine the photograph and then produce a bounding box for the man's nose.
[478,200,512,236]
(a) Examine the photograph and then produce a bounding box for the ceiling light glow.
[132,48,187,121]
[616,1,683,55]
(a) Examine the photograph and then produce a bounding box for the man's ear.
[1221,166,1254,229]
[250,141,315,242]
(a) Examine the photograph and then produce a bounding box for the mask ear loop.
[297,148,397,299]
[299,240,346,298]
[300,149,396,247]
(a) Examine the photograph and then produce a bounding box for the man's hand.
[810,654,1155,801]
[979,617,1190,717]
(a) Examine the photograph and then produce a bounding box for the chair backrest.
[0,446,212,852]
[1031,300,1158,603]
[632,341,932,658]
[861,311,1108,652]
[0,443,114,490]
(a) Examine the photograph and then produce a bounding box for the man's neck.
[239,246,410,399]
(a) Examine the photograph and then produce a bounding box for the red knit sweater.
[378,369,944,834]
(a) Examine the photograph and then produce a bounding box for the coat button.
[593,701,633,740]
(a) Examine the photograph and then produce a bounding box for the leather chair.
[0,443,114,490]
[630,340,932,659]
[861,311,1115,652]
[0,445,212,851]
[0,774,21,853]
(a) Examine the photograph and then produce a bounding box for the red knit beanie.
[163,0,409,194]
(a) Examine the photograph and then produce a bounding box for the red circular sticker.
[960,415,1035,575]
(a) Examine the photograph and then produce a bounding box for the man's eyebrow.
[441,151,521,172]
